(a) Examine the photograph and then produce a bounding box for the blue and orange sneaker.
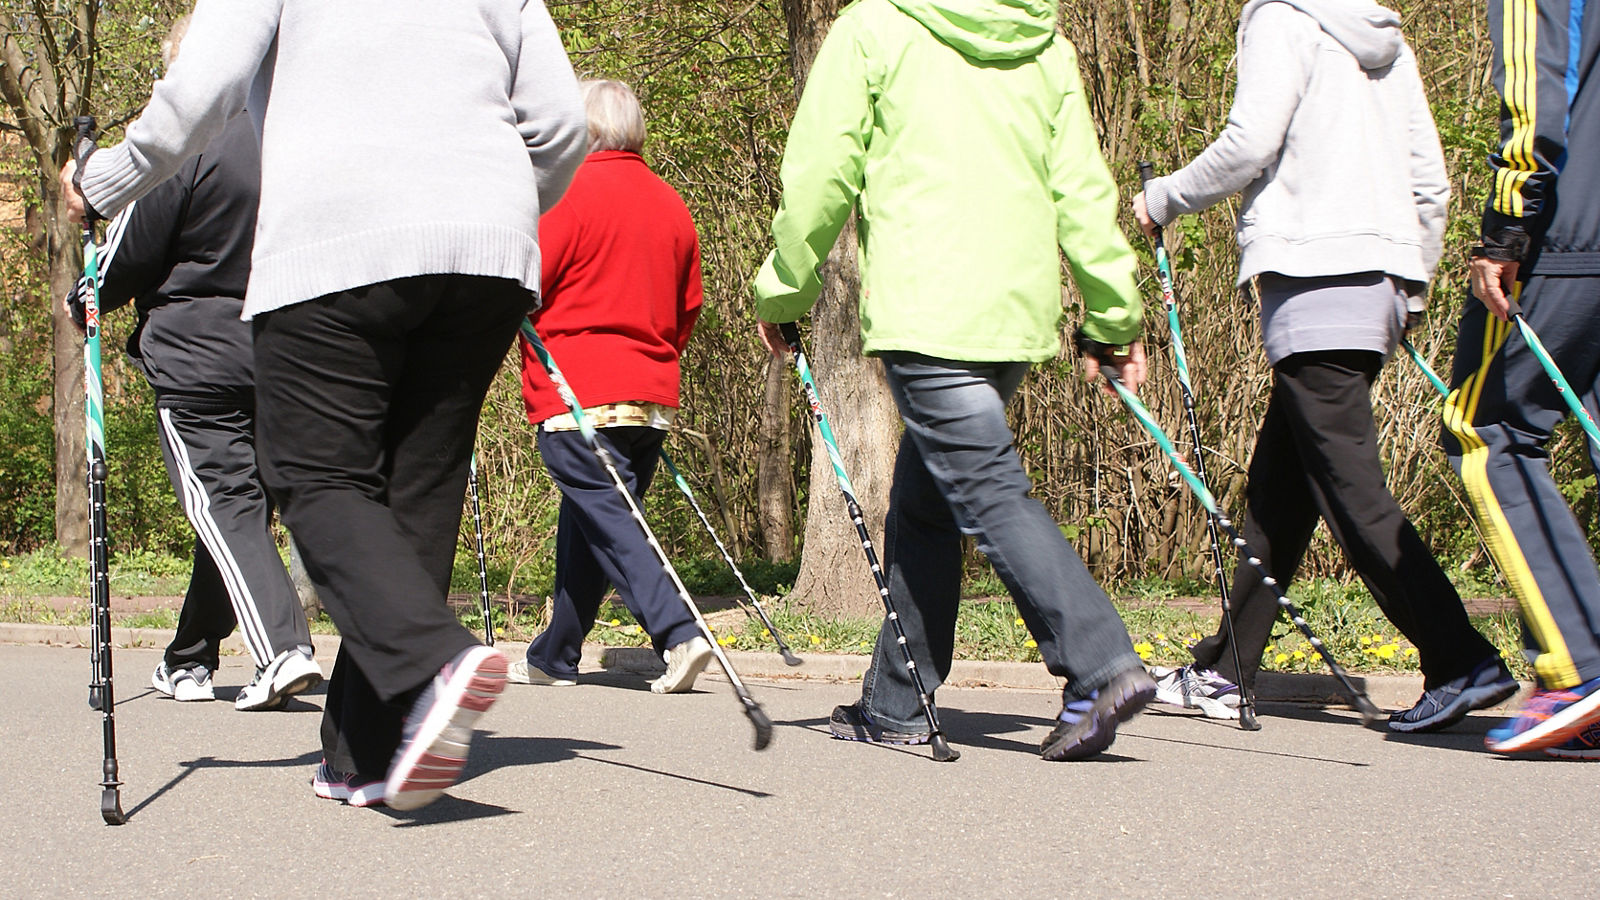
[1546,720,1600,760]
[1485,676,1600,754]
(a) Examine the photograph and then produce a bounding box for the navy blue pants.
[525,426,699,678]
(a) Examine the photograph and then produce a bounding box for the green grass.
[0,551,1531,678]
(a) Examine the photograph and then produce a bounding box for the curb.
[2,622,1524,712]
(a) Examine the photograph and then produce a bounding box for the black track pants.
[254,274,531,778]
[1192,350,1499,691]
[154,394,310,672]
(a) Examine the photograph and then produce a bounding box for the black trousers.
[153,392,310,672]
[254,275,531,778]
[1191,350,1499,691]
[524,427,698,678]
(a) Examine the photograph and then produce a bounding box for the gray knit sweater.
[1142,0,1448,288]
[80,0,588,319]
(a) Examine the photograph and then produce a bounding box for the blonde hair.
[161,14,193,70]
[580,79,646,154]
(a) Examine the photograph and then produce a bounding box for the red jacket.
[519,151,703,423]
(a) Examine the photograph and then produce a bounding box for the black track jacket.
[1484,0,1600,274]
[71,113,260,394]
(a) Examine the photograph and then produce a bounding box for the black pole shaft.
[660,449,802,665]
[778,322,958,762]
[1139,160,1259,729]
[466,457,494,646]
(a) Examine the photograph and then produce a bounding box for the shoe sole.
[1545,744,1600,760]
[1388,678,1520,734]
[650,641,714,694]
[385,647,507,811]
[1041,677,1156,762]
[829,722,931,745]
[1488,688,1600,754]
[153,665,214,702]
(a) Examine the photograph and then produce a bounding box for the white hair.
[580,79,646,154]
[161,14,192,71]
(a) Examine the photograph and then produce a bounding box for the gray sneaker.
[650,636,713,694]
[236,645,324,711]
[152,662,214,702]
[508,659,576,686]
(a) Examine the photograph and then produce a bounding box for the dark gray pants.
[1443,276,1600,689]
[153,393,310,672]
[859,353,1142,732]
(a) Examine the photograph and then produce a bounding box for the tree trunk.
[775,0,900,616]
[786,226,899,616]
[47,185,88,556]
[756,356,795,560]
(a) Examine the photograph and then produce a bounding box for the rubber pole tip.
[781,650,803,667]
[747,704,774,751]
[1354,696,1383,726]
[930,734,960,762]
[1238,706,1262,732]
[101,790,126,825]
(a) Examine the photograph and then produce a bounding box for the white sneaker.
[152,662,215,702]
[650,636,713,694]
[236,645,324,711]
[1151,664,1241,720]
[508,659,576,686]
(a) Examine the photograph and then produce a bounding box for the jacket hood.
[886,0,1056,60]
[1241,0,1403,69]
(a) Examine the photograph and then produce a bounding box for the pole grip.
[1138,160,1155,187]
[778,321,801,347]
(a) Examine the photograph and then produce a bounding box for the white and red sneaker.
[384,645,507,811]
[312,760,385,808]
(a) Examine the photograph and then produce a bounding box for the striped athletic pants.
[154,392,310,672]
[1443,275,1600,689]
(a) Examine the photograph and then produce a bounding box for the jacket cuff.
[1142,176,1174,228]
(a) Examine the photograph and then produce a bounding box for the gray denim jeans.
[858,353,1141,731]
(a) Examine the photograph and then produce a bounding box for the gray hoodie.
[1142,0,1448,291]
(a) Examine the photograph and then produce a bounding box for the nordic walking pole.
[73,116,127,824]
[466,451,494,646]
[1139,161,1259,731]
[777,322,960,762]
[519,319,772,750]
[1507,295,1600,446]
[1400,336,1451,399]
[1100,366,1383,724]
[658,448,802,666]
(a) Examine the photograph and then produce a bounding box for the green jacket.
[753,0,1142,360]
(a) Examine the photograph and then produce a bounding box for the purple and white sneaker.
[384,645,507,811]
[312,760,385,808]
[1041,667,1156,761]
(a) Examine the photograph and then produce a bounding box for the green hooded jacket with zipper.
[753,0,1141,359]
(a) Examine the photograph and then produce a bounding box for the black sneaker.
[829,703,931,745]
[1389,656,1518,733]
[1040,667,1156,761]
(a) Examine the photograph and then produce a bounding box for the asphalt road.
[6,642,1595,898]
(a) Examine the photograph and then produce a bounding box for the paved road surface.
[5,643,1594,897]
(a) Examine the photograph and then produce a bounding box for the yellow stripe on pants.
[1443,314,1580,687]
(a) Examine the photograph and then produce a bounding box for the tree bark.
[770,0,900,616]
[756,356,795,560]
[47,180,88,556]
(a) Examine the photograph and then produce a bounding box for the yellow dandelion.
[1274,653,1289,664]
[1292,650,1305,660]
[1404,647,1417,657]
[1014,617,1025,626]
[1264,644,1275,654]
[1189,632,1201,641]
[859,641,870,649]
[1359,636,1372,646]
[1372,633,1385,643]
[1024,639,1038,649]
[809,634,822,645]
[608,618,621,627]
[1155,632,1168,643]
[1376,644,1397,660]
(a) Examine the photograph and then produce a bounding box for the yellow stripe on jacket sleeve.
[1443,315,1580,687]
[1493,0,1539,218]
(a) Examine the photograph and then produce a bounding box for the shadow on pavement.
[573,754,773,798]
[387,796,515,827]
[466,733,623,775]
[126,750,323,819]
